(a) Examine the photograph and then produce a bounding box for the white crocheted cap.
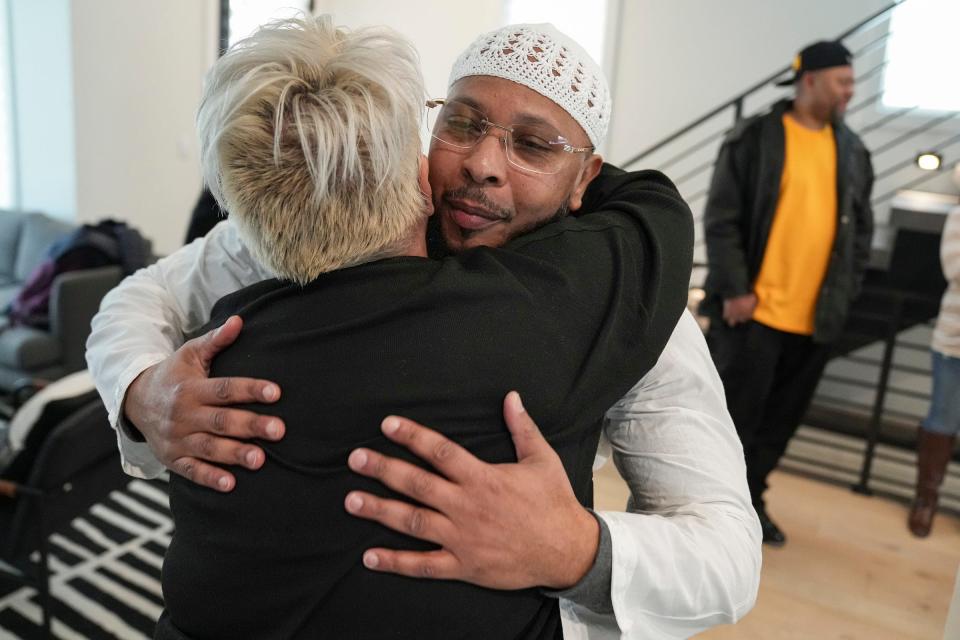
[448,23,610,149]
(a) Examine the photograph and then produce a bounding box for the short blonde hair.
[197,15,426,284]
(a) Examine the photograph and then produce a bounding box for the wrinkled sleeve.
[561,311,762,639]
[85,220,269,478]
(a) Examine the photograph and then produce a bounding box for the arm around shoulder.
[578,164,696,366]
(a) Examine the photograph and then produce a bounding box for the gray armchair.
[0,212,124,392]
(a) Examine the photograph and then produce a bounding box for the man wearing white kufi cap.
[355,24,762,637]
[448,23,611,146]
[87,20,761,639]
[430,23,611,254]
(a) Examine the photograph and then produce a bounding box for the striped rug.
[0,476,170,639]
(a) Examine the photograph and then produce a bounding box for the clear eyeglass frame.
[425,99,593,175]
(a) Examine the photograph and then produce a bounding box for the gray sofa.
[0,211,71,309]
[0,211,124,392]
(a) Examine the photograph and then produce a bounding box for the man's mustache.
[443,185,514,221]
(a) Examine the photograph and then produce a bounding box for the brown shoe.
[908,494,937,537]
[908,428,955,538]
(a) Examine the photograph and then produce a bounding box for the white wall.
[16,0,950,255]
[605,0,960,268]
[316,1,620,152]
[607,0,892,165]
[317,1,503,100]
[71,0,217,255]
[55,0,506,254]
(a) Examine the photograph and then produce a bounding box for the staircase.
[621,0,960,510]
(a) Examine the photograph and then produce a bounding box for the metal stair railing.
[617,0,960,498]
[620,1,904,169]
[620,0,960,275]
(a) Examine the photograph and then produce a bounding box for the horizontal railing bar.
[782,454,864,475]
[674,159,717,185]
[873,157,915,182]
[814,394,875,412]
[855,58,891,86]
[658,128,731,173]
[870,111,959,156]
[723,58,892,148]
[874,130,960,181]
[846,90,884,117]
[872,132,960,205]
[821,373,879,388]
[793,434,865,456]
[838,355,931,376]
[622,105,736,169]
[885,387,933,401]
[851,30,893,59]
[860,104,919,137]
[882,406,927,421]
[896,340,934,352]
[619,1,902,166]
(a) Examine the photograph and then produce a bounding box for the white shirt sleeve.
[85,220,271,478]
[561,310,762,639]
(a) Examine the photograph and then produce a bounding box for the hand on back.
[344,391,600,590]
[123,316,285,492]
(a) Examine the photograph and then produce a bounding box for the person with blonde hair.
[196,15,426,280]
[147,16,692,638]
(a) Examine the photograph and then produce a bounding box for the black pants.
[708,320,830,508]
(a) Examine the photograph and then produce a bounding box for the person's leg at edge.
[910,350,960,537]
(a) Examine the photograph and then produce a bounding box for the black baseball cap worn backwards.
[775,40,852,86]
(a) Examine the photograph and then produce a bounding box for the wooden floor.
[594,464,960,639]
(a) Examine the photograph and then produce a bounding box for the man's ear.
[567,154,604,212]
[418,154,434,217]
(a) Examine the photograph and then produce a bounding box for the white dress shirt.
[86,220,761,639]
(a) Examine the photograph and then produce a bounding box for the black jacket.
[157,169,693,640]
[701,100,874,343]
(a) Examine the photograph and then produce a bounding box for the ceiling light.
[916,152,942,171]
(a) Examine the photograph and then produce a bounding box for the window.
[224,0,313,50]
[882,0,960,112]
[504,0,609,66]
[0,0,15,208]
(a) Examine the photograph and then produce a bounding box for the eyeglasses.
[426,99,593,175]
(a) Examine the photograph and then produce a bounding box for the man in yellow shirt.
[702,41,874,546]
